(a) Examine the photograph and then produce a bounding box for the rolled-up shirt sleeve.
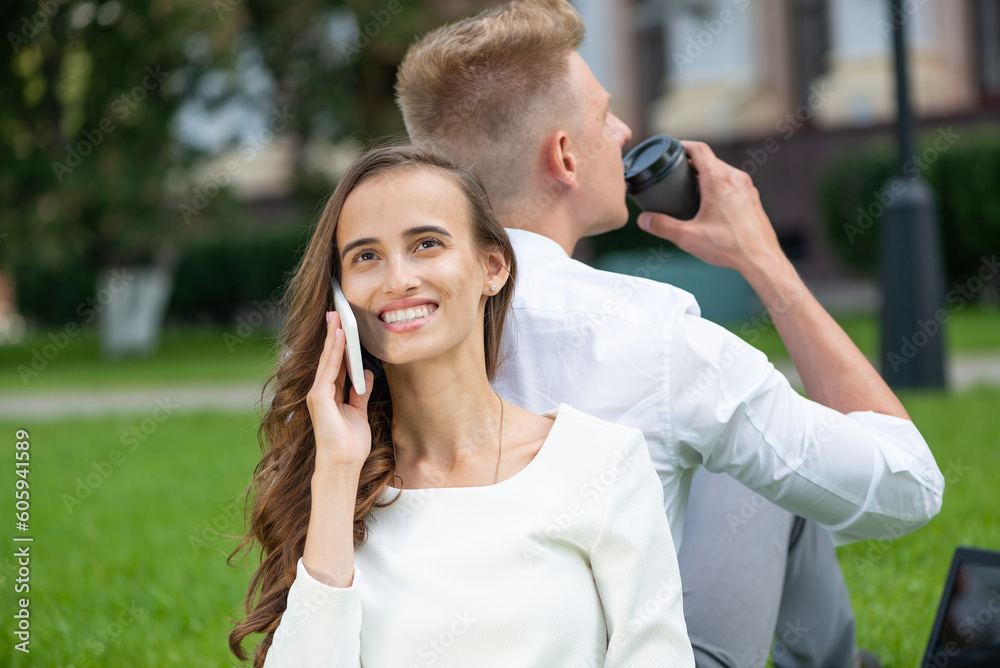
[669,313,945,546]
[262,558,363,668]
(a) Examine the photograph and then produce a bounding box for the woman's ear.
[483,247,511,295]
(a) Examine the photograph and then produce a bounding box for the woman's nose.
[383,256,420,295]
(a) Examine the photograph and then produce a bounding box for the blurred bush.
[14,224,311,326]
[819,125,1000,288]
[166,224,309,323]
[8,254,96,326]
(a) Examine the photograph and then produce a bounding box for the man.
[394,1,944,665]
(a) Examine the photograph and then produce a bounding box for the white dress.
[262,403,695,667]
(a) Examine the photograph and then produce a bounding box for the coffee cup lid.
[623,135,687,195]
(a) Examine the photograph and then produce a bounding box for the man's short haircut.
[395,0,585,214]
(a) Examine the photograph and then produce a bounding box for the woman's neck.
[383,347,502,473]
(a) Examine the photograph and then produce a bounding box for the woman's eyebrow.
[407,225,453,239]
[341,236,377,260]
[340,226,453,260]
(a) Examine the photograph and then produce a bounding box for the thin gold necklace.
[494,391,504,484]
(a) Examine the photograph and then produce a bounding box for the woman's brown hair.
[227,143,518,666]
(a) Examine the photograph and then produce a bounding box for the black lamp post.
[879,0,947,389]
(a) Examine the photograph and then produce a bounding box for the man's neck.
[500,208,580,257]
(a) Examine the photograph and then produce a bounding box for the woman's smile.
[378,302,439,332]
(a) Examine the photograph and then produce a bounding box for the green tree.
[1,0,449,325]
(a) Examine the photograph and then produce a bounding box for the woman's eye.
[353,249,377,263]
[418,237,441,250]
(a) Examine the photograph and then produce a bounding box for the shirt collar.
[504,227,570,260]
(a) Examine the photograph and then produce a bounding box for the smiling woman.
[226,144,695,667]
[335,167,497,367]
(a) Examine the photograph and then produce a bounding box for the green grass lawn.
[0,325,278,393]
[0,387,998,666]
[839,386,1000,664]
[723,303,1000,363]
[0,411,263,667]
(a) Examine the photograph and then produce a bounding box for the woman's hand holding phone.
[306,310,375,474]
[300,310,375,589]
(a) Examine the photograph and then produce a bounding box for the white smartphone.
[330,275,366,396]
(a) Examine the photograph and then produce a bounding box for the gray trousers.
[677,468,858,668]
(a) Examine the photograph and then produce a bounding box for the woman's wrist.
[311,462,364,490]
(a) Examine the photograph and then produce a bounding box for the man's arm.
[669,310,943,545]
[637,140,909,420]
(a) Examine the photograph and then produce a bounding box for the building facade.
[578,0,1000,282]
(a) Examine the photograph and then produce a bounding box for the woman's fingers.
[348,370,375,411]
[312,314,333,383]
[314,311,346,397]
[334,337,348,399]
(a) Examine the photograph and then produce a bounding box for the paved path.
[0,382,266,420]
[2,353,1000,420]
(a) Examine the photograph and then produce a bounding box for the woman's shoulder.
[549,403,641,435]
[500,401,649,485]
[543,403,646,459]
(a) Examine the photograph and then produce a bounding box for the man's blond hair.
[395,0,585,215]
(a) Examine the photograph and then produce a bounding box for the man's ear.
[483,246,511,295]
[543,130,579,191]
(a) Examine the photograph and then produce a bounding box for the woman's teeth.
[382,304,437,324]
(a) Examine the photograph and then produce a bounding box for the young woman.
[228,145,695,667]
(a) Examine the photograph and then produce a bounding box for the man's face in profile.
[563,51,634,238]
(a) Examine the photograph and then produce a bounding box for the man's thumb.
[638,211,682,240]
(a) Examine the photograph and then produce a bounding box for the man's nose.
[618,117,633,147]
[610,113,632,148]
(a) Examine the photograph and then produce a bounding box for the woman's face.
[335,167,500,367]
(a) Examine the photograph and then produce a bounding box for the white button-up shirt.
[492,228,945,550]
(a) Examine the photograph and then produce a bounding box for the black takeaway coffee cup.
[623,134,701,220]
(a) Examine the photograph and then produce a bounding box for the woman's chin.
[372,347,428,368]
[376,342,459,370]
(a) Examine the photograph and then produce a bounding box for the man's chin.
[586,207,631,238]
[613,206,631,230]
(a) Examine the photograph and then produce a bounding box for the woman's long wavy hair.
[227,144,518,666]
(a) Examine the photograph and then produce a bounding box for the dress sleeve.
[590,427,696,667]
[669,312,945,545]
[262,557,363,668]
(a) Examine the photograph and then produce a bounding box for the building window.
[790,0,831,110]
[632,1,668,139]
[637,13,666,129]
[976,0,1000,104]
